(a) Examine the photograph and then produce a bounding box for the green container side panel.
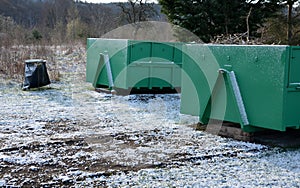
[181,44,222,119]
[129,42,152,62]
[87,38,183,91]
[96,68,109,87]
[174,44,183,64]
[87,38,97,49]
[86,38,128,85]
[283,46,300,129]
[289,47,300,84]
[151,78,171,88]
[127,63,181,89]
[284,92,300,128]
[126,40,182,89]
[208,76,240,123]
[152,43,175,62]
[181,44,292,132]
[128,41,183,64]
[110,49,129,88]
[220,45,286,131]
[127,65,149,88]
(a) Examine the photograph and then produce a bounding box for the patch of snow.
[0,179,6,186]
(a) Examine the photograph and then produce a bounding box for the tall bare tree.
[118,0,157,24]
[87,4,116,37]
[286,0,300,44]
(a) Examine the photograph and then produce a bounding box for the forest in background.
[0,0,165,46]
[159,0,300,45]
[1,0,300,46]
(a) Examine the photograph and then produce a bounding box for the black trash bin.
[22,59,51,90]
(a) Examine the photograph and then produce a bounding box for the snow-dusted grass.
[0,46,300,187]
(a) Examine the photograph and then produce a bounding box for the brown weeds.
[0,44,86,83]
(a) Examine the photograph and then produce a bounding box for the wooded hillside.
[0,0,165,45]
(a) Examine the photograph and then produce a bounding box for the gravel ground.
[1,46,300,187]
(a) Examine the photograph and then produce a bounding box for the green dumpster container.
[86,38,182,93]
[180,44,300,132]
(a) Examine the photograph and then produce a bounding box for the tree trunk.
[287,0,293,45]
[246,7,253,43]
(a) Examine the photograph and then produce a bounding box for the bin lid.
[25,59,46,63]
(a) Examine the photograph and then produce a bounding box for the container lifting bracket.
[103,53,115,89]
[219,68,249,127]
[93,53,115,89]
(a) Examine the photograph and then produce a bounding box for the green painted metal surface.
[180,44,300,132]
[86,38,182,92]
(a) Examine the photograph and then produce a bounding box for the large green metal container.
[180,44,300,132]
[86,38,182,93]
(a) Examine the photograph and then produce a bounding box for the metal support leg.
[219,68,249,127]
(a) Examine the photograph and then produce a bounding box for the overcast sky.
[84,0,157,3]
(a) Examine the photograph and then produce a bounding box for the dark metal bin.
[22,59,50,90]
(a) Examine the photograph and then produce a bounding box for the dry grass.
[0,44,86,83]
